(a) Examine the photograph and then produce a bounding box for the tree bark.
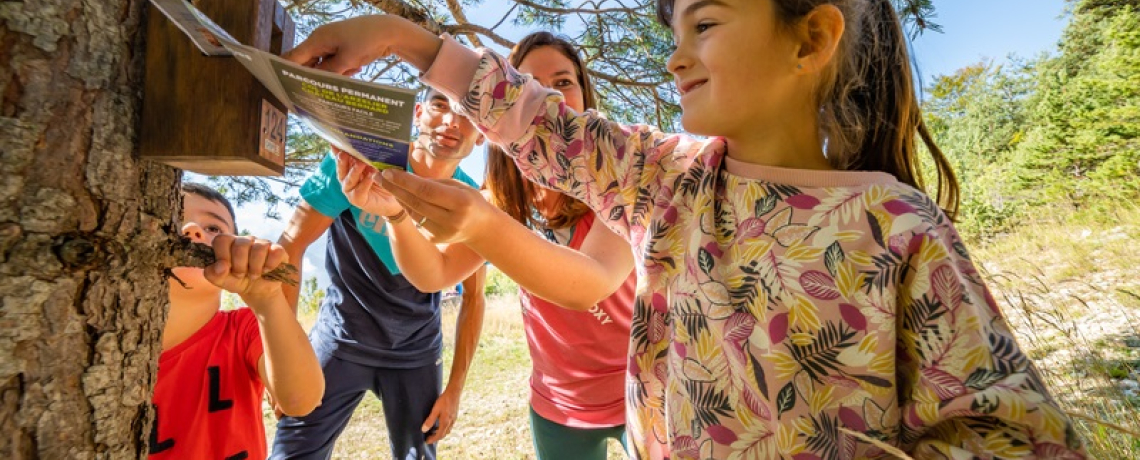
[1,0,179,458]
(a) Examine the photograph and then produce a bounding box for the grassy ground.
[967,205,1140,458]
[262,293,625,459]
[258,206,1140,458]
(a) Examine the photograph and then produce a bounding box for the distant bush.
[484,266,519,297]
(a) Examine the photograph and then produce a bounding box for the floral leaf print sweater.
[422,36,1086,460]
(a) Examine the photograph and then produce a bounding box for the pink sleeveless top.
[522,212,635,428]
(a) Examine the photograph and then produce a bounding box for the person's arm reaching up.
[285,15,700,244]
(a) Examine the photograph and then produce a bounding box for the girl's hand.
[378,169,498,245]
[205,235,289,305]
[334,149,403,218]
[283,15,442,75]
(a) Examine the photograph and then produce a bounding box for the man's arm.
[422,265,486,444]
[277,202,334,312]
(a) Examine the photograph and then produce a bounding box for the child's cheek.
[169,267,210,289]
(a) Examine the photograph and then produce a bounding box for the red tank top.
[522,212,636,428]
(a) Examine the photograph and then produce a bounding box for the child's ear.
[476,134,485,147]
[794,4,845,74]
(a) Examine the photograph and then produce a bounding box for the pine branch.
[444,0,484,47]
[508,0,652,17]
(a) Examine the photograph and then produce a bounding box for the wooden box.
[141,0,294,176]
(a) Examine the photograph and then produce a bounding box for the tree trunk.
[1,0,179,458]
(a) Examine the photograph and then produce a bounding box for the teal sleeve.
[451,167,480,189]
[299,154,351,218]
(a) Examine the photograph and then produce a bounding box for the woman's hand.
[378,169,500,245]
[283,15,443,75]
[334,149,403,218]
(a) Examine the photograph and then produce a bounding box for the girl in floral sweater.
[285,0,1086,458]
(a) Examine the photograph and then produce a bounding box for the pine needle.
[1065,410,1140,438]
[838,427,916,460]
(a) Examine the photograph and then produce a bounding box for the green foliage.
[484,266,518,297]
[220,290,243,311]
[1012,3,1140,204]
[922,1,1140,238]
[297,276,325,315]
[923,60,1035,236]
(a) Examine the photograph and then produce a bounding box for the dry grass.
[265,292,625,459]
[970,205,1140,457]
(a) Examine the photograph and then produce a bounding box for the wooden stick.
[169,237,299,287]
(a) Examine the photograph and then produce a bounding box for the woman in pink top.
[486,32,635,458]
[293,1,1086,458]
[332,32,635,460]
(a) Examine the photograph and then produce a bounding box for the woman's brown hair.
[656,0,960,218]
[484,32,596,229]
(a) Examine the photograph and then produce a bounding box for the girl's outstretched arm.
[420,36,702,244]
[285,15,703,245]
[283,15,442,77]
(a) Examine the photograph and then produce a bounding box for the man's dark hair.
[420,86,446,102]
[181,182,238,233]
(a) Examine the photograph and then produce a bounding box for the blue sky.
[222,0,1071,288]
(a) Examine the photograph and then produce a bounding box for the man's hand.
[205,235,289,306]
[422,385,462,444]
[335,149,404,219]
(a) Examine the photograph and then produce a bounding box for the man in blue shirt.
[272,89,487,460]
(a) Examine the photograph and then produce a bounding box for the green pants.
[529,407,627,460]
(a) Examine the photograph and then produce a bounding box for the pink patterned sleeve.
[896,222,1086,458]
[421,36,700,242]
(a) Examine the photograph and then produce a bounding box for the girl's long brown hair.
[656,0,960,218]
[484,32,597,229]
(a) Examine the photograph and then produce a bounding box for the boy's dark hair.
[181,182,238,233]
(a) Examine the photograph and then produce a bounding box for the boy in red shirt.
[149,183,324,459]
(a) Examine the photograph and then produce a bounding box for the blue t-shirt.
[301,153,479,368]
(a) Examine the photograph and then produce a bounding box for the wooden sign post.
[140,0,294,176]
